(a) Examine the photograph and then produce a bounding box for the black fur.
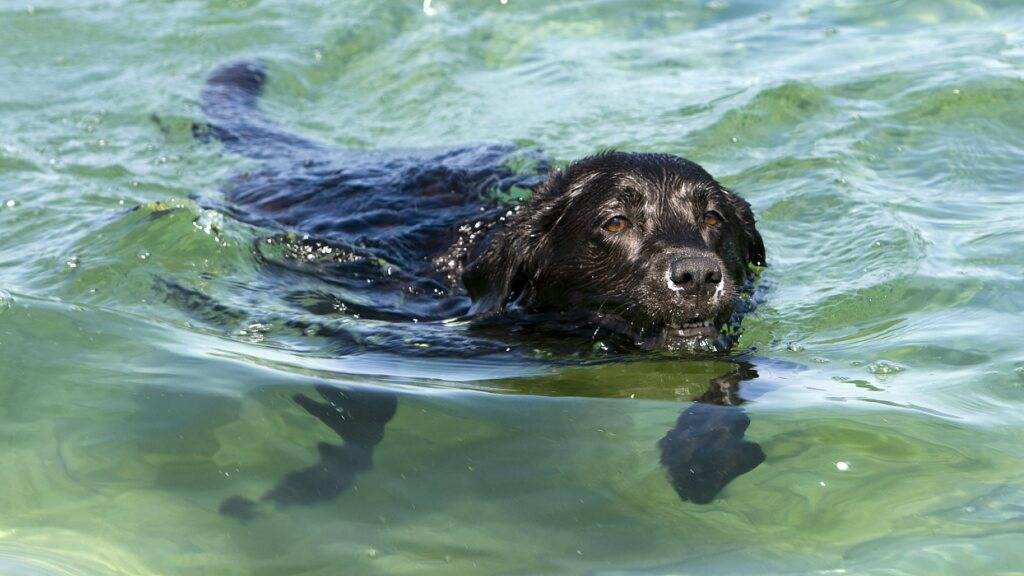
[463,152,765,349]
[196,61,770,516]
[198,61,764,351]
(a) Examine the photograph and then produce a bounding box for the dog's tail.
[200,60,322,159]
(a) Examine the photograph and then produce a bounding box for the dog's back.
[200,61,547,284]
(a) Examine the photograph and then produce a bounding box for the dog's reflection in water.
[219,362,766,520]
[658,362,765,504]
[220,386,397,521]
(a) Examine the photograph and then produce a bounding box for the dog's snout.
[668,257,722,293]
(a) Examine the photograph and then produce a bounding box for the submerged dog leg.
[219,385,398,520]
[657,362,768,504]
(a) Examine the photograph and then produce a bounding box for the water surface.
[1,0,1023,574]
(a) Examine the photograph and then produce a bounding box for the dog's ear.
[462,227,533,317]
[462,165,576,317]
[722,188,766,267]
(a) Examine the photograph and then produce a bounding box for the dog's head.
[463,151,765,348]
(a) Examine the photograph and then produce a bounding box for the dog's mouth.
[669,319,718,339]
[586,307,729,351]
[645,310,733,350]
[635,319,723,352]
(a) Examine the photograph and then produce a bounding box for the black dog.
[463,151,765,350]
[199,61,764,351]
[195,61,768,517]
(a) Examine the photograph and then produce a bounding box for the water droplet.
[868,360,905,376]
[0,289,12,314]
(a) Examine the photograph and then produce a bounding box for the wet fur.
[463,153,765,349]
[200,61,763,350]
[197,61,769,517]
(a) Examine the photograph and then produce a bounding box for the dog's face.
[463,152,765,348]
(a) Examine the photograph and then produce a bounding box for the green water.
[2,0,1024,573]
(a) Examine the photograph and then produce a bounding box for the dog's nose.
[669,257,722,293]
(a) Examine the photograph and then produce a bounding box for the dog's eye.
[602,215,631,234]
[703,210,724,227]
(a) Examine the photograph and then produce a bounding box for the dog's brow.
[673,180,712,201]
[568,172,601,196]
[616,172,647,191]
[611,173,653,212]
[617,186,644,204]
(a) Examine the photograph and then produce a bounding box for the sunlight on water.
[1,0,1023,574]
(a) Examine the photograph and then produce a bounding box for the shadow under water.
[219,358,776,520]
